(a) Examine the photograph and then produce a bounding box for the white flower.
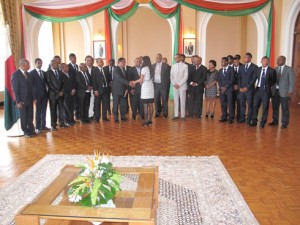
[100,156,110,164]
[68,194,82,203]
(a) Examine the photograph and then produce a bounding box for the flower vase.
[89,200,116,225]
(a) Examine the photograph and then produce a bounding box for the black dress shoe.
[59,124,67,128]
[281,125,287,129]
[269,121,278,126]
[121,118,128,121]
[42,127,51,131]
[103,118,109,122]
[132,116,136,120]
[238,119,245,123]
[142,122,149,126]
[163,115,168,118]
[219,119,227,122]
[249,122,257,127]
[51,127,57,131]
[148,121,153,126]
[229,120,234,124]
[155,114,159,117]
[115,119,120,123]
[205,113,209,118]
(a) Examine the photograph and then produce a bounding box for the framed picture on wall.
[183,38,196,57]
[93,40,106,59]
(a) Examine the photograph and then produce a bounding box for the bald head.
[19,58,30,71]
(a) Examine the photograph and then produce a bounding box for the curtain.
[0,0,22,67]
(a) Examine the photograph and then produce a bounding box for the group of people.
[11,51,294,138]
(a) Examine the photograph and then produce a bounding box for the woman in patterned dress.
[205,60,218,118]
[134,56,154,126]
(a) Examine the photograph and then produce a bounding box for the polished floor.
[0,101,299,225]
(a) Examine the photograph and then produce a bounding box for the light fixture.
[94,30,104,40]
[185,26,195,38]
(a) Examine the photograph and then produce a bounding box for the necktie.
[234,67,237,74]
[100,68,107,87]
[73,65,77,71]
[23,71,28,79]
[245,64,248,71]
[260,68,266,89]
[278,66,282,77]
[196,65,199,70]
[83,72,89,85]
[39,70,44,79]
[223,68,226,76]
[55,70,59,79]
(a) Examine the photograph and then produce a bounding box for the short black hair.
[227,55,233,60]
[262,56,269,61]
[53,55,61,60]
[35,58,42,64]
[233,57,239,61]
[69,53,76,59]
[245,52,252,58]
[221,57,228,62]
[209,60,216,67]
[118,57,126,63]
[235,54,241,60]
[181,54,186,60]
[85,55,94,61]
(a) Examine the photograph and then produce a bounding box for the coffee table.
[16,165,158,225]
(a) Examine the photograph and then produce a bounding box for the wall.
[119,7,172,65]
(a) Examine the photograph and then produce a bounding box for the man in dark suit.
[218,57,235,123]
[68,53,79,120]
[76,63,93,123]
[232,57,243,121]
[187,56,207,118]
[153,53,171,118]
[30,58,49,133]
[128,57,143,120]
[104,59,115,115]
[46,60,65,130]
[92,58,110,122]
[250,56,277,128]
[270,56,295,128]
[238,52,258,124]
[85,55,96,120]
[124,64,132,114]
[112,58,135,123]
[12,59,35,137]
[61,63,76,126]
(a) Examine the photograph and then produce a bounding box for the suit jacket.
[46,69,64,100]
[128,66,142,94]
[30,69,48,99]
[272,65,295,97]
[188,64,207,92]
[11,69,34,105]
[124,65,131,79]
[103,65,115,84]
[217,66,235,91]
[238,63,258,89]
[62,72,75,94]
[112,66,129,96]
[170,62,189,91]
[152,62,171,90]
[91,66,110,95]
[233,63,243,86]
[76,71,92,96]
[255,67,276,95]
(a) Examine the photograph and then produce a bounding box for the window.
[38,21,54,71]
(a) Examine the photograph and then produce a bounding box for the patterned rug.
[0,155,259,225]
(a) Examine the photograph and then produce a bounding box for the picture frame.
[93,40,106,59]
[183,38,196,57]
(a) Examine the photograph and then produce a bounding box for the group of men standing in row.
[11,51,294,137]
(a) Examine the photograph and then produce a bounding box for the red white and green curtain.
[22,0,274,65]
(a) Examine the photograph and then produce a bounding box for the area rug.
[0,155,259,225]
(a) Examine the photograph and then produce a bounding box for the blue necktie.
[260,69,266,89]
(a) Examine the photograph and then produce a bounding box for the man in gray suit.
[153,53,170,118]
[270,56,295,128]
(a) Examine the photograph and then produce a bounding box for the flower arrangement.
[68,151,121,207]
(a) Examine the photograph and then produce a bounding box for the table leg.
[15,214,40,225]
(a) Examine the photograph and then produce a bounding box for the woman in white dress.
[134,56,154,126]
